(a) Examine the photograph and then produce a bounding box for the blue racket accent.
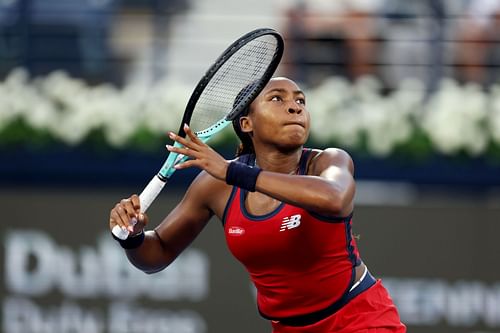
[158,119,231,180]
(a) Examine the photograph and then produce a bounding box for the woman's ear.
[240,116,253,134]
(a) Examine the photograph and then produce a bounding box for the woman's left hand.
[166,124,229,181]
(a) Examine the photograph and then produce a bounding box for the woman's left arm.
[255,148,355,217]
[167,126,355,217]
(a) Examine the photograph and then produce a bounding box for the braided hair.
[232,106,254,157]
[232,81,260,157]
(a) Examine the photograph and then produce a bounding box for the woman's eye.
[297,98,306,105]
[271,96,282,101]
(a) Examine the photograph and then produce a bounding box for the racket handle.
[111,175,167,240]
[111,222,136,240]
[139,175,167,212]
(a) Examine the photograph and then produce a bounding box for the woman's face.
[240,77,310,151]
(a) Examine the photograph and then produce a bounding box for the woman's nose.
[287,103,302,114]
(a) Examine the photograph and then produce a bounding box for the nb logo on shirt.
[279,214,301,232]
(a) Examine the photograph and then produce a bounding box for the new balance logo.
[279,214,301,231]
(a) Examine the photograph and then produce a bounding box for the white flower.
[0,68,498,158]
[421,79,488,156]
[488,85,500,144]
[0,68,40,126]
[362,97,414,157]
[363,78,424,156]
[308,76,363,147]
[140,79,190,136]
[308,76,422,157]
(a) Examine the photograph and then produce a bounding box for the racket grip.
[111,221,136,240]
[139,175,167,212]
[111,176,167,240]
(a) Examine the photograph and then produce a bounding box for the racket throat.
[157,173,168,182]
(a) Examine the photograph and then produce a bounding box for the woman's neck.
[253,147,303,174]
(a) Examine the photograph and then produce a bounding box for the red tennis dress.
[222,150,406,332]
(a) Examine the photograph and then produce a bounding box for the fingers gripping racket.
[113,28,284,239]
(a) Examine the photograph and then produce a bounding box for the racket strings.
[190,35,280,133]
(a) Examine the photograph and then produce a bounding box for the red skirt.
[271,280,406,333]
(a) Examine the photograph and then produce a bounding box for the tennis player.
[109,77,406,332]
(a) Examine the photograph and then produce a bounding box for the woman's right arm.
[109,172,215,274]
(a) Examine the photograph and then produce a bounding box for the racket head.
[177,28,284,138]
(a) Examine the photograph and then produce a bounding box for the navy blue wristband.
[112,230,145,249]
[226,161,262,192]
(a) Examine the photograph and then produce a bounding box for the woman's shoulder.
[308,147,353,163]
[307,147,354,174]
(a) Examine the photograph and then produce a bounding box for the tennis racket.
[113,27,284,239]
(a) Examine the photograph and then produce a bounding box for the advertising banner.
[1,189,499,333]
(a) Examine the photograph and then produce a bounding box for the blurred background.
[1,0,500,332]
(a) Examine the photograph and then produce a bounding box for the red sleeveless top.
[222,149,361,320]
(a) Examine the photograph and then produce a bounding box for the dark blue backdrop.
[3,145,500,190]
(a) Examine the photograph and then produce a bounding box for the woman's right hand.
[109,194,148,236]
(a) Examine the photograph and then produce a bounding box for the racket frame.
[112,28,283,240]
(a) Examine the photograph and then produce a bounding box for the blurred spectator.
[0,0,121,83]
[149,0,189,82]
[0,0,191,85]
[280,0,500,91]
[378,1,434,91]
[454,0,500,86]
[280,0,382,87]
[378,0,454,93]
[106,0,190,85]
[0,0,19,75]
